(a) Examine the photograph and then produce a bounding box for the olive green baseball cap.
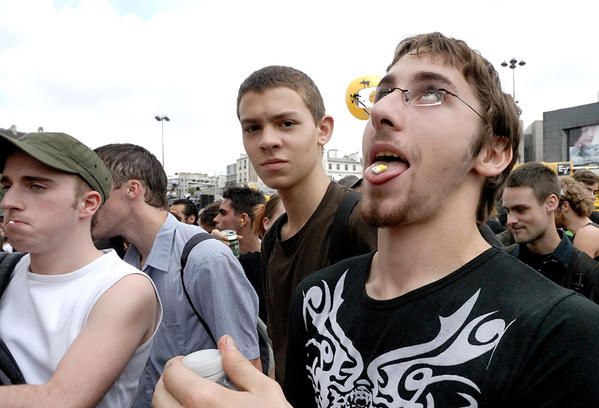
[0,132,112,205]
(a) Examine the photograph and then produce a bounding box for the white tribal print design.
[301,271,514,408]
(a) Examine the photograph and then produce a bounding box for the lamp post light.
[500,58,526,103]
[154,115,170,168]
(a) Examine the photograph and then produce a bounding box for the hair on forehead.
[505,162,560,204]
[237,65,326,125]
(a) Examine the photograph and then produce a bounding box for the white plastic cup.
[182,349,235,389]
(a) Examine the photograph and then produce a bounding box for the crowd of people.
[1,31,599,407]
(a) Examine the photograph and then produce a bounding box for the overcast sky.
[2,0,598,175]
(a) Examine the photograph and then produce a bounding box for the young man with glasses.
[153,32,599,408]
[503,163,599,300]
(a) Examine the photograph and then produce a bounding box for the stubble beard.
[359,152,474,228]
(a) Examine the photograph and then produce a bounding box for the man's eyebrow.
[378,71,454,88]
[240,110,300,125]
[377,75,394,87]
[412,71,453,87]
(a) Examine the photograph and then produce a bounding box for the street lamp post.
[154,115,170,168]
[501,58,526,103]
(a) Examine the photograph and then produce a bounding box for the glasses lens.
[413,88,443,106]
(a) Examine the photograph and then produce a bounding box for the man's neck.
[366,194,488,301]
[277,168,331,240]
[239,226,261,254]
[122,206,169,266]
[525,226,562,256]
[29,228,103,276]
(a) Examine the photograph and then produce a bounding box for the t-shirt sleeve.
[511,294,599,407]
[184,240,260,360]
[284,285,315,408]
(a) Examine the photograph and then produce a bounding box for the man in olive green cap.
[0,132,162,407]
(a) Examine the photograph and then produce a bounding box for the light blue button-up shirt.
[130,214,259,407]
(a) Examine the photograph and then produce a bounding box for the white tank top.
[0,250,162,408]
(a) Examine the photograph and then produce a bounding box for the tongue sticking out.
[365,160,409,185]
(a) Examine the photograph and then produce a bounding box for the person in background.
[199,200,221,232]
[169,198,199,225]
[572,169,599,223]
[502,163,599,300]
[91,143,260,407]
[213,186,265,255]
[252,194,285,239]
[556,176,599,260]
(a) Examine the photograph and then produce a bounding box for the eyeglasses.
[372,86,485,121]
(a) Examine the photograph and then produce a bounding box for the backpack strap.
[330,190,361,264]
[570,247,598,294]
[0,252,27,385]
[182,233,274,375]
[180,233,218,346]
[0,252,26,296]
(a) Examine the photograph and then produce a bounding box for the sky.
[1,0,598,176]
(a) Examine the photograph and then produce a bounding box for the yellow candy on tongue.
[371,163,388,175]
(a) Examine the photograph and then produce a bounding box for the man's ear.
[239,212,251,228]
[473,136,513,178]
[79,191,102,218]
[316,115,334,147]
[125,179,145,200]
[546,194,560,212]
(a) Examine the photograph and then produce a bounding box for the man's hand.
[153,335,291,408]
[210,229,244,246]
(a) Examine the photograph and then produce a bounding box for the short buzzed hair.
[505,162,560,204]
[237,65,326,125]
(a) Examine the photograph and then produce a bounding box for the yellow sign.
[345,75,380,120]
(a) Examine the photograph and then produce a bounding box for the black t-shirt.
[238,251,266,321]
[263,182,377,383]
[285,248,599,407]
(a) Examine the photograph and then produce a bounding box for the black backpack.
[0,252,26,385]
[180,233,274,376]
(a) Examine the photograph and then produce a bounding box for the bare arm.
[0,274,158,407]
[573,227,599,258]
[153,335,290,408]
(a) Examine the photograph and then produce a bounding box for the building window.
[336,164,340,170]
[328,163,332,170]
[353,165,356,171]
[345,164,348,171]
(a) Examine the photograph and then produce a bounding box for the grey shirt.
[131,214,259,407]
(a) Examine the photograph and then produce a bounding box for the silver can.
[221,230,240,257]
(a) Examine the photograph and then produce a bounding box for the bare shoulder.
[88,272,158,327]
[575,226,599,246]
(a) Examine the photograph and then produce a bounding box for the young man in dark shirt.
[154,33,599,408]
[502,162,599,302]
[236,66,377,383]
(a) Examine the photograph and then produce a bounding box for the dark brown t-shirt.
[262,182,377,383]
